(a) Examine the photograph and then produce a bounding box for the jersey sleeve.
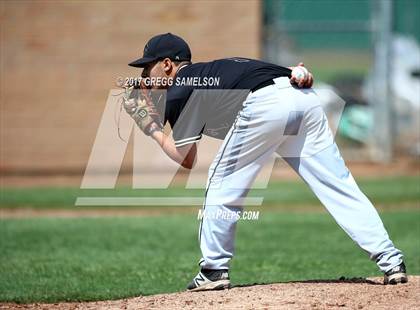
[165,88,206,148]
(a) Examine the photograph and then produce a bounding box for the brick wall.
[0,1,261,174]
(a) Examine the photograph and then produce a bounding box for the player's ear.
[161,58,173,74]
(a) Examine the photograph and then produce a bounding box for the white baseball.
[291,66,309,82]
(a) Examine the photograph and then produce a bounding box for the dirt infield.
[2,276,418,310]
[2,156,419,188]
[0,206,199,219]
[1,203,418,220]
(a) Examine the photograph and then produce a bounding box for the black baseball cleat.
[187,269,231,291]
[384,262,408,285]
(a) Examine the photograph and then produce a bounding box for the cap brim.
[128,56,158,68]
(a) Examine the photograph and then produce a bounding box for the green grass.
[1,211,419,303]
[1,176,419,209]
[299,50,371,83]
[1,176,418,303]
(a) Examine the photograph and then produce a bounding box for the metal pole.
[371,0,393,162]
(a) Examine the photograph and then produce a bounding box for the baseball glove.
[122,80,163,136]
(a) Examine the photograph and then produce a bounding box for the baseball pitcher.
[123,33,407,291]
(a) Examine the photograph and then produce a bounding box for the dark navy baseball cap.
[129,33,191,68]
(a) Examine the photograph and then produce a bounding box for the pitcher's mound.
[4,276,419,309]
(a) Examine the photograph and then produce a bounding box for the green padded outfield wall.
[264,0,420,50]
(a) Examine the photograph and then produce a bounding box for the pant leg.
[199,77,404,273]
[198,85,291,270]
[281,104,403,273]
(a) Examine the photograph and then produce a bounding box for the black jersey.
[164,57,291,147]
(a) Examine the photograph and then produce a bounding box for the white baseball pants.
[198,77,403,273]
